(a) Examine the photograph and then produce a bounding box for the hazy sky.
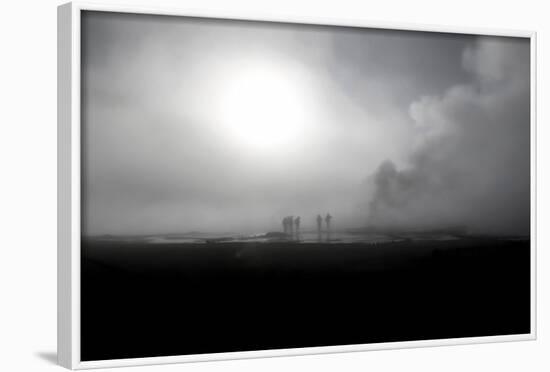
[81,11,530,236]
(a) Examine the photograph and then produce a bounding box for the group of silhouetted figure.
[317,213,332,231]
[282,216,300,236]
[282,213,333,241]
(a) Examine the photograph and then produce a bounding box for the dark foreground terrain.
[81,238,530,361]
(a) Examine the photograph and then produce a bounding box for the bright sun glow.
[219,63,308,149]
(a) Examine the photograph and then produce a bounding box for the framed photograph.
[58,1,536,369]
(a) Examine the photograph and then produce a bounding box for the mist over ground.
[81,11,530,236]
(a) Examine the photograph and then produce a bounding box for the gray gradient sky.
[81,11,530,236]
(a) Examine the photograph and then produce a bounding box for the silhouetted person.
[294,216,301,238]
[316,214,323,242]
[325,213,332,230]
[288,215,294,236]
[283,216,293,235]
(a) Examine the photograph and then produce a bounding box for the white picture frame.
[58,1,537,369]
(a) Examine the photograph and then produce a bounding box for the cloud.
[367,37,530,235]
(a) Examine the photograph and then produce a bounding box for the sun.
[218,63,308,149]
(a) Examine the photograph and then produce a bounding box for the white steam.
[367,37,530,235]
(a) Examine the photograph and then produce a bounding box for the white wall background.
[0,0,547,370]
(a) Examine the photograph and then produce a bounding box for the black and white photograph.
[79,10,531,362]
